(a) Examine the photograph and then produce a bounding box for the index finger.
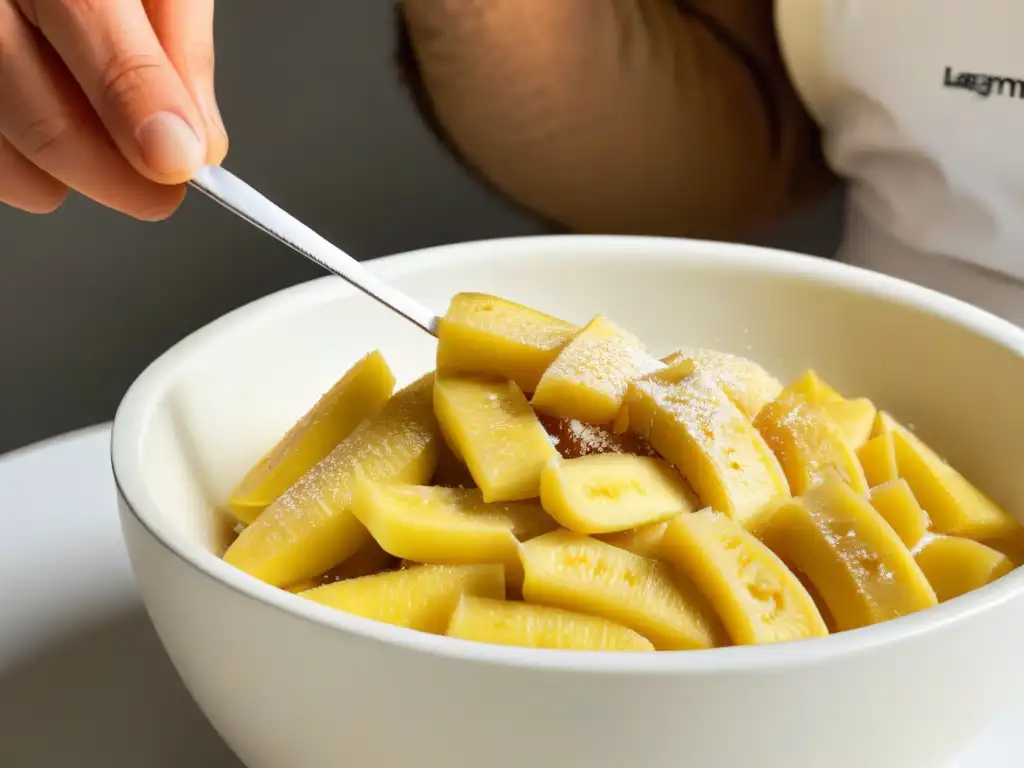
[17,0,208,183]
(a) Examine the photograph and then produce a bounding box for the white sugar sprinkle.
[567,419,622,454]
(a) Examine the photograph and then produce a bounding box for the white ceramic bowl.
[112,235,1024,768]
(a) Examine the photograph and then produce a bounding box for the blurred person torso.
[401,0,1023,323]
[778,0,1024,323]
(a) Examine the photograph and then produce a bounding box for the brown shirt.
[397,0,834,240]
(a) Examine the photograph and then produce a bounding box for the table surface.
[0,425,242,768]
[0,425,1017,768]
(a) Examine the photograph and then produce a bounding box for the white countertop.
[0,425,241,768]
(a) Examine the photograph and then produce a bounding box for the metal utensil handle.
[188,166,440,336]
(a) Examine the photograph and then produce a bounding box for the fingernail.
[136,112,205,177]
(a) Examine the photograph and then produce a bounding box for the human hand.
[0,0,228,219]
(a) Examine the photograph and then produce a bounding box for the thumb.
[20,0,208,184]
[144,0,228,166]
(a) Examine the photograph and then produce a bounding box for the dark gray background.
[0,2,843,454]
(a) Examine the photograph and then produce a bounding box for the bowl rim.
[111,234,1024,673]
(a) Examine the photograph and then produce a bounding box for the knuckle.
[99,51,165,111]
[16,114,76,162]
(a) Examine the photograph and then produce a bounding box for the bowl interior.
[118,236,1024,569]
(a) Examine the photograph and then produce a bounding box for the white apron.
[776,0,1024,325]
